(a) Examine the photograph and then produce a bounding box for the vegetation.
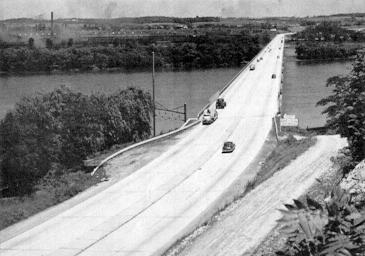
[0,170,103,230]
[317,52,365,164]
[295,43,359,60]
[0,33,261,73]
[276,185,365,256]
[250,134,316,188]
[0,86,152,196]
[294,22,365,42]
[293,22,364,60]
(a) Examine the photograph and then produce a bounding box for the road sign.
[280,114,299,127]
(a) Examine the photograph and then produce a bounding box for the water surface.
[0,69,240,134]
[282,46,352,128]
[0,45,353,133]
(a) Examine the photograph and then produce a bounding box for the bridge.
[0,35,285,256]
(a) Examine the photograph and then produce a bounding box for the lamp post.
[152,51,156,137]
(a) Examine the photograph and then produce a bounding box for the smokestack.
[51,11,54,37]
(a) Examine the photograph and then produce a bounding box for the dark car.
[216,98,226,109]
[272,74,276,79]
[222,141,235,153]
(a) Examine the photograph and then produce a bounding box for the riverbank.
[0,63,250,78]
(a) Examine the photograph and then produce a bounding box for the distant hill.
[2,13,365,23]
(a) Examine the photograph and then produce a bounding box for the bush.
[276,186,365,256]
[0,86,152,196]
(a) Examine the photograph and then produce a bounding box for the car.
[202,109,218,125]
[222,141,235,153]
[272,74,276,79]
[249,64,255,71]
[216,98,226,109]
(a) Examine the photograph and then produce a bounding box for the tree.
[262,32,271,44]
[67,38,74,48]
[0,86,152,196]
[317,52,365,162]
[46,38,53,49]
[28,37,34,48]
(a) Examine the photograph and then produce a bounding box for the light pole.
[152,51,156,137]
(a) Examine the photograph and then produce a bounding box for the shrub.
[276,186,365,256]
[0,86,152,196]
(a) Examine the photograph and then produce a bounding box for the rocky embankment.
[341,160,365,203]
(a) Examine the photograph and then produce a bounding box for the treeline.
[0,86,152,196]
[70,16,220,25]
[295,42,359,60]
[293,21,365,42]
[0,34,261,73]
[132,16,220,24]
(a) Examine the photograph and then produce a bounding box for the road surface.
[177,135,347,256]
[0,35,285,256]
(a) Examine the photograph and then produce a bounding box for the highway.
[0,35,285,256]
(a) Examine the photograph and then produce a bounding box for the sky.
[0,0,364,20]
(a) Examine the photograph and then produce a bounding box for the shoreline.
[294,56,356,62]
[0,64,248,78]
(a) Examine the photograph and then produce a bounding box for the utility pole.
[152,51,156,137]
[184,103,187,123]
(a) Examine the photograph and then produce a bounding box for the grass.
[251,134,316,187]
[0,169,106,231]
[252,143,345,256]
[163,134,316,256]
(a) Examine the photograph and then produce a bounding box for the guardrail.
[91,119,200,175]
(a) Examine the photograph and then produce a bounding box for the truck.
[202,104,218,125]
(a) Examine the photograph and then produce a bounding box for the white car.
[202,109,218,125]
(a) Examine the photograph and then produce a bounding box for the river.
[0,46,353,133]
[282,45,352,128]
[0,68,240,134]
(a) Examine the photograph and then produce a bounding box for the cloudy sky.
[0,0,364,19]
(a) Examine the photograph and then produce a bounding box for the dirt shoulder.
[172,135,346,256]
